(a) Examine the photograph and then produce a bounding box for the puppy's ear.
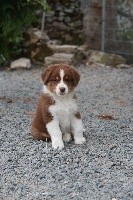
[71,67,80,87]
[41,67,52,85]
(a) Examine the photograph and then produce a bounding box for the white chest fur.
[42,85,78,128]
[49,95,78,132]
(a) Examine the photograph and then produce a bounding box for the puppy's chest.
[50,98,77,118]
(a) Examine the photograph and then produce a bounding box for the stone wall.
[45,0,84,45]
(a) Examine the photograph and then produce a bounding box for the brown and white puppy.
[31,64,85,149]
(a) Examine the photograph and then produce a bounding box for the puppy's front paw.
[63,133,71,142]
[52,140,64,150]
[75,137,86,144]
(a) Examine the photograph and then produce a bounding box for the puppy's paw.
[63,133,71,142]
[75,137,86,144]
[52,140,64,150]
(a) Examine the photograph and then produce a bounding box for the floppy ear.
[71,67,80,87]
[41,67,52,85]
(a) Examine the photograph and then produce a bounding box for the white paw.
[52,140,64,150]
[75,137,86,144]
[63,133,71,142]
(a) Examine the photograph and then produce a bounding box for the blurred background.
[0,0,133,66]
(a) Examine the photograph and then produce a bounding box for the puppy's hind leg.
[31,126,51,141]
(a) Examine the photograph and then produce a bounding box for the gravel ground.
[0,65,133,200]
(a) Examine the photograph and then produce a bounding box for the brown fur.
[31,94,55,141]
[41,64,80,93]
[74,112,81,119]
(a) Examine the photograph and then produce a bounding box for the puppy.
[31,64,85,149]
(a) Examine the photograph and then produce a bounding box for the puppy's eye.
[65,76,70,82]
[65,76,73,82]
[51,76,59,82]
[55,76,59,81]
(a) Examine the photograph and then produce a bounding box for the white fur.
[71,117,86,144]
[55,69,68,95]
[46,119,64,149]
[63,133,72,142]
[42,74,85,149]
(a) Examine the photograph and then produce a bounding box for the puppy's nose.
[60,87,65,93]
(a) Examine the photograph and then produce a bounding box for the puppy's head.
[42,64,80,96]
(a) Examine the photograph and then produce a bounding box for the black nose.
[60,87,65,93]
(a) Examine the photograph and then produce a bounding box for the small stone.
[60,12,64,16]
[64,34,73,42]
[64,17,71,23]
[47,40,62,45]
[72,45,87,65]
[109,144,117,150]
[74,20,82,27]
[56,6,62,11]
[87,50,126,66]
[58,16,64,21]
[64,8,73,13]
[116,64,131,68]
[23,28,50,46]
[46,17,53,23]
[10,58,31,70]
[45,53,74,65]
[48,45,77,54]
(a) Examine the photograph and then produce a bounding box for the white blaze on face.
[55,69,68,95]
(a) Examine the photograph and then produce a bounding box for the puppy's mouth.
[59,91,67,96]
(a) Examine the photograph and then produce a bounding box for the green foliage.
[0,0,50,66]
